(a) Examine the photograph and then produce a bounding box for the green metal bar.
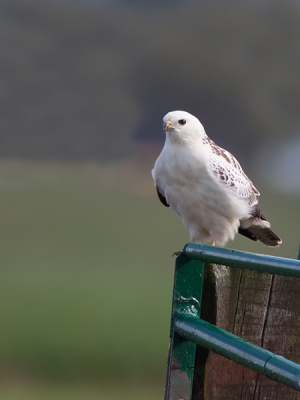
[174,313,300,392]
[184,243,300,277]
[165,253,205,400]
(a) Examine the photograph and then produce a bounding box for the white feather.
[152,110,277,247]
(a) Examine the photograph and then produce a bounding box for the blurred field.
[0,382,163,400]
[0,161,186,399]
[0,161,298,399]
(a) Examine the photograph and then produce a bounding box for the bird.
[152,110,282,247]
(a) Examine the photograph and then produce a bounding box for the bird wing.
[207,140,282,246]
[207,139,259,209]
[156,187,170,207]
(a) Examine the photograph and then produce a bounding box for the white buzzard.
[152,110,281,247]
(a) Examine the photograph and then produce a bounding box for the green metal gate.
[165,243,300,400]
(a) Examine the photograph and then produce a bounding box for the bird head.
[163,111,206,144]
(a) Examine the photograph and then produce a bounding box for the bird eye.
[178,119,186,125]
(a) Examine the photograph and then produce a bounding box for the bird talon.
[172,251,181,257]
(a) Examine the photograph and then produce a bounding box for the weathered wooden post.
[193,251,300,400]
[165,244,300,399]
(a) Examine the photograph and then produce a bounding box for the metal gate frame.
[165,243,300,400]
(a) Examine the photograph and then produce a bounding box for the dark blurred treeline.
[1,0,300,163]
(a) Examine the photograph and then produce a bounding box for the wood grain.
[192,264,300,400]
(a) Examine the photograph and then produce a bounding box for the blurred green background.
[1,1,300,399]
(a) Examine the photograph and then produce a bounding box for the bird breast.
[153,142,249,221]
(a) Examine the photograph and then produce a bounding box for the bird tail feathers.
[239,218,282,247]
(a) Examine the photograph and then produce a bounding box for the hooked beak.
[164,119,173,132]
